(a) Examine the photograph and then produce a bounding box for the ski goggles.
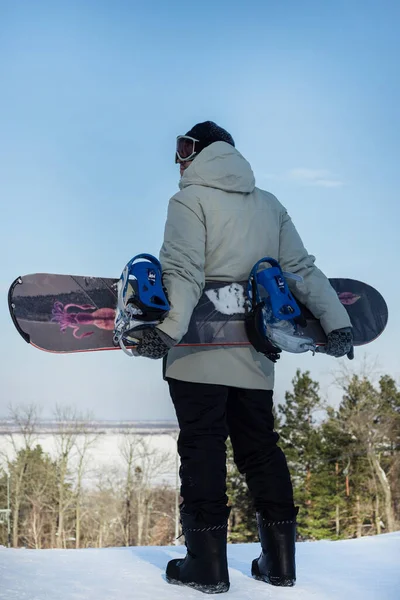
[175,135,199,163]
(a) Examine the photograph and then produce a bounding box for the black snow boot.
[166,513,230,594]
[251,509,298,587]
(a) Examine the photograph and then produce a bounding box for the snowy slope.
[1,533,399,600]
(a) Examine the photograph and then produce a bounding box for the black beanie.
[185,121,235,157]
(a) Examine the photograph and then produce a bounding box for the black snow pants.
[167,379,296,524]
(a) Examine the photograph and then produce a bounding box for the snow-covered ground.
[1,532,399,600]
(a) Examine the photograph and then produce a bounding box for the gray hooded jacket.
[157,142,351,389]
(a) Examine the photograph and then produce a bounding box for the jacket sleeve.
[278,210,351,334]
[156,193,206,342]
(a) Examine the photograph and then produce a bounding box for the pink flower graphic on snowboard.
[51,302,116,339]
[338,292,361,306]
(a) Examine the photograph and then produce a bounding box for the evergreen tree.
[323,374,400,537]
[226,439,258,543]
[378,376,400,521]
[277,369,334,539]
[339,375,396,531]
[0,468,10,546]
[8,445,64,548]
[321,405,371,539]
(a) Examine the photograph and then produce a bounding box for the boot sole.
[166,575,230,594]
[251,559,295,587]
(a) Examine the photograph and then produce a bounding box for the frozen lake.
[0,425,179,487]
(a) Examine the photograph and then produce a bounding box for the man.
[137,121,353,594]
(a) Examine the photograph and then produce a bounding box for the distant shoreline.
[0,419,179,435]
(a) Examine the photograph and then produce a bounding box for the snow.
[1,532,399,600]
[206,284,246,315]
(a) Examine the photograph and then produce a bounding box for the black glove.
[324,327,354,360]
[136,328,176,360]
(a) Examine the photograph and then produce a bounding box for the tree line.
[0,406,177,549]
[0,367,399,548]
[228,367,400,541]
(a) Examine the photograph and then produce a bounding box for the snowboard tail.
[8,273,388,354]
[8,277,30,344]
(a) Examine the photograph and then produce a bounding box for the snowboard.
[8,273,388,354]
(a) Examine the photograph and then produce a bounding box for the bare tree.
[73,414,100,549]
[119,434,136,546]
[132,436,173,546]
[83,466,122,549]
[3,404,40,547]
[119,434,174,546]
[53,405,79,548]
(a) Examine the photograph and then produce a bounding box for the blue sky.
[1,0,399,419]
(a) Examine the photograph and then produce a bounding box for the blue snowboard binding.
[245,257,316,361]
[113,254,170,356]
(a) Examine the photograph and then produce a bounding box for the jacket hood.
[179,141,256,194]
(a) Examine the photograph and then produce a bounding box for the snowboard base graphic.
[8,274,388,354]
